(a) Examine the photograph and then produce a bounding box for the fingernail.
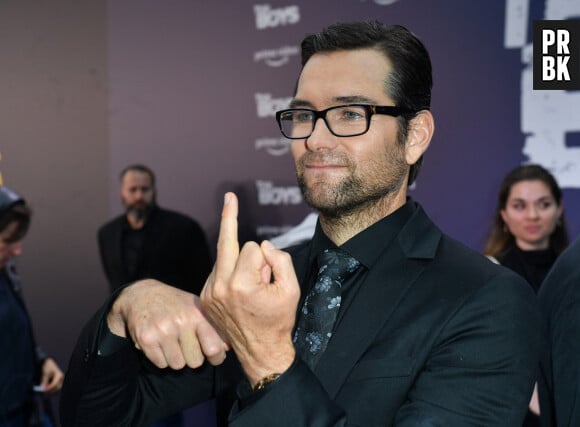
[262,240,274,251]
[224,193,231,205]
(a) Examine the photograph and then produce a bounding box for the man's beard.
[296,148,407,220]
[125,202,153,221]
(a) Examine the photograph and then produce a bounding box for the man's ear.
[405,110,434,166]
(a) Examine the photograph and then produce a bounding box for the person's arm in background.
[38,356,64,393]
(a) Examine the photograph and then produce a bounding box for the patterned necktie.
[293,248,360,369]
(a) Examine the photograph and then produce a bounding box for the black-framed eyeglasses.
[275,104,411,140]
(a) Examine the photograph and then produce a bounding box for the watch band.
[252,373,282,392]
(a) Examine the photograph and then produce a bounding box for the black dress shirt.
[304,199,416,328]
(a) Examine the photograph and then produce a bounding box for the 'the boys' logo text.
[533,20,580,90]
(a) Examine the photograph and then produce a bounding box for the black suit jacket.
[62,203,540,426]
[538,237,580,426]
[1,262,54,421]
[98,206,212,295]
[3,262,47,380]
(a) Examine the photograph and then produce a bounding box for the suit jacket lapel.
[314,206,442,398]
[109,220,126,280]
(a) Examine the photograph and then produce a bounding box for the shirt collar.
[308,198,416,269]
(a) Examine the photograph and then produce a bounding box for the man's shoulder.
[152,207,206,237]
[437,233,515,275]
[540,237,580,311]
[543,237,580,286]
[155,207,199,225]
[437,234,534,302]
[98,215,125,235]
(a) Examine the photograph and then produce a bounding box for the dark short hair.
[119,164,156,188]
[0,187,31,243]
[484,164,569,256]
[300,21,433,185]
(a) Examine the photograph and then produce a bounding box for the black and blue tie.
[293,248,360,369]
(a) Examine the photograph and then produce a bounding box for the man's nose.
[305,118,339,151]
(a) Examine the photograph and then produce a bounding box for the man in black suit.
[537,236,580,426]
[61,22,540,426]
[97,164,212,427]
[98,164,212,295]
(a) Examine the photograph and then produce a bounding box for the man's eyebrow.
[289,95,378,109]
[333,95,376,104]
[289,99,314,109]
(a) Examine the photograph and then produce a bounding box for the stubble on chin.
[296,148,408,220]
[298,173,357,219]
[295,152,355,218]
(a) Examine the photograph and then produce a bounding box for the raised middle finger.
[215,192,240,280]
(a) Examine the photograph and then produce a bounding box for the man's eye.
[341,109,364,120]
[294,112,313,122]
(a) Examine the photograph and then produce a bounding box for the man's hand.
[201,192,300,386]
[40,357,64,393]
[107,279,228,369]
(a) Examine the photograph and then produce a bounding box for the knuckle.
[203,342,222,359]
[168,357,186,370]
[136,329,157,348]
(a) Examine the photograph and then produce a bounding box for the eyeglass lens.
[279,105,369,139]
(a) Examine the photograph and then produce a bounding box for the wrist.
[244,343,295,388]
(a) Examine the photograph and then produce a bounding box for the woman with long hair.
[485,164,569,293]
[484,164,569,427]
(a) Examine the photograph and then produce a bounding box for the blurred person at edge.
[0,186,64,427]
[537,236,580,426]
[484,163,569,427]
